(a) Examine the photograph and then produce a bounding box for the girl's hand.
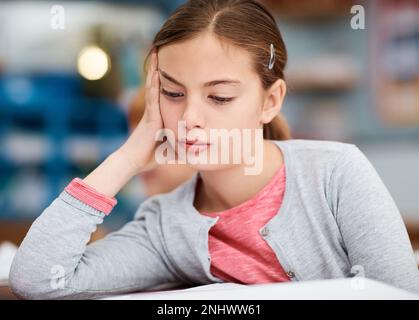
[82,49,164,197]
[117,49,164,174]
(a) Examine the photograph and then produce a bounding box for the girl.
[10,0,418,299]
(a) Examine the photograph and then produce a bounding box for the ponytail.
[263,114,291,140]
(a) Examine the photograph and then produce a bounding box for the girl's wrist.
[82,151,138,198]
[114,145,147,175]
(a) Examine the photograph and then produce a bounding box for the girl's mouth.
[178,139,211,152]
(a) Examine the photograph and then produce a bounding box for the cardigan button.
[286,270,295,278]
[259,226,269,237]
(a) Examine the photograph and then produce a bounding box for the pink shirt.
[200,164,290,284]
[65,165,289,284]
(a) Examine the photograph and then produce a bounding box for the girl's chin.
[182,162,239,172]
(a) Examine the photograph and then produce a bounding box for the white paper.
[0,241,18,284]
[102,278,419,300]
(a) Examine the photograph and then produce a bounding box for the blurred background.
[0,0,419,291]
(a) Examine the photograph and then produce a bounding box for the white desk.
[103,278,419,300]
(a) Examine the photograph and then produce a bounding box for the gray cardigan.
[9,139,419,299]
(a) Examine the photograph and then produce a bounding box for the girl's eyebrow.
[158,68,241,87]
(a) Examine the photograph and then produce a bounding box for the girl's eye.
[160,88,234,105]
[208,95,235,105]
[160,88,184,99]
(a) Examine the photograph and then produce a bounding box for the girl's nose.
[181,99,205,130]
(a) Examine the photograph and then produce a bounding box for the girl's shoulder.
[273,138,357,155]
[272,138,366,178]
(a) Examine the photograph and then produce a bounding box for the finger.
[150,70,160,107]
[146,71,161,118]
[152,48,158,71]
[145,50,157,88]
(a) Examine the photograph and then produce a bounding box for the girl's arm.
[9,151,184,300]
[329,145,419,294]
[9,50,178,299]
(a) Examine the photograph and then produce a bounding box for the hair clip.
[268,43,275,70]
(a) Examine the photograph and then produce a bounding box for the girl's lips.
[180,139,211,146]
[178,140,211,152]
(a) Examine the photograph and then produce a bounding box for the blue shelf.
[0,72,134,224]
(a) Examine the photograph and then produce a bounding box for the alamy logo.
[350,265,365,290]
[350,5,365,30]
[154,121,264,175]
[50,5,65,30]
[50,264,65,290]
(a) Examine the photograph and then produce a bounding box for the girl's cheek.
[159,101,183,128]
[159,98,173,116]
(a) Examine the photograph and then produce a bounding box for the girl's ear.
[260,79,287,124]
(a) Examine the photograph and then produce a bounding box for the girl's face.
[157,32,273,171]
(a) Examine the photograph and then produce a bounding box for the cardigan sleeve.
[9,184,183,299]
[329,145,419,294]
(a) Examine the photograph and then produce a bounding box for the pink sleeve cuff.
[64,178,117,215]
